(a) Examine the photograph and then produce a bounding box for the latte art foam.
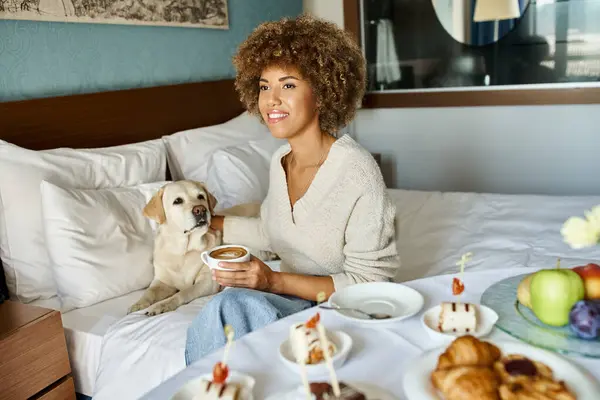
[210,247,247,260]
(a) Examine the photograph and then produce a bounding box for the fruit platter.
[481,261,600,358]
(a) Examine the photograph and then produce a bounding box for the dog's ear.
[207,190,218,215]
[143,187,166,224]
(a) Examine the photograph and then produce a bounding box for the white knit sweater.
[223,134,399,290]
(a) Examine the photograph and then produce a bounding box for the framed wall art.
[0,0,228,29]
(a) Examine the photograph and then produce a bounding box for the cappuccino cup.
[201,245,251,270]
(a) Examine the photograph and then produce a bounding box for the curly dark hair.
[232,14,366,135]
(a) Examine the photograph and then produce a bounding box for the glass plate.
[481,273,600,358]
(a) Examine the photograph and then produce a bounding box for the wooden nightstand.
[0,300,75,400]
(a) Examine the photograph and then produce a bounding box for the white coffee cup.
[201,244,251,270]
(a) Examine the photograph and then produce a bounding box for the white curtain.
[375,19,402,87]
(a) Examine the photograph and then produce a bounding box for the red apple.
[572,263,600,300]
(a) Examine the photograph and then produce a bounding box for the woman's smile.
[266,110,289,124]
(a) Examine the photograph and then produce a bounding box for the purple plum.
[569,300,600,340]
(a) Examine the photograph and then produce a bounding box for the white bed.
[388,189,600,282]
[65,188,600,400]
[2,106,599,399]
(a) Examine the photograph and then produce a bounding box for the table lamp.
[473,0,521,21]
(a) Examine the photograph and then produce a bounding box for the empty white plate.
[328,282,424,324]
[171,371,255,400]
[421,303,498,342]
[279,330,352,377]
[403,340,600,400]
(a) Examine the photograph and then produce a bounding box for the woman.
[185,14,399,365]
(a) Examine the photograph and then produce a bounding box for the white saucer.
[328,282,424,324]
[403,340,600,400]
[279,330,352,377]
[265,382,398,400]
[170,371,255,400]
[421,303,498,341]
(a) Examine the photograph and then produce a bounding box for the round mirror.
[432,0,530,46]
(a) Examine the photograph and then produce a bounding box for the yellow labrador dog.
[128,180,260,316]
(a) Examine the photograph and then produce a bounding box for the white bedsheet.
[92,294,214,400]
[86,189,600,399]
[32,290,146,396]
[390,189,600,282]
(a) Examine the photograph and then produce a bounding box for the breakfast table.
[141,267,600,399]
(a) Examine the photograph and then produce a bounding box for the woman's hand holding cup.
[202,245,275,291]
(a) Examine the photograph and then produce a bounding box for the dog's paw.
[128,301,151,314]
[145,300,178,316]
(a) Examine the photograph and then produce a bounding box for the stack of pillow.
[0,112,284,312]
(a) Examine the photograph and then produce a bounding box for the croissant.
[499,379,577,400]
[431,366,500,400]
[436,335,502,370]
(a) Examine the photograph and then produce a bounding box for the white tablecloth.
[141,268,600,399]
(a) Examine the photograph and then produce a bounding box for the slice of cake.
[290,322,337,364]
[194,379,241,400]
[438,302,477,334]
[309,382,366,400]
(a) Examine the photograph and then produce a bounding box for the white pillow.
[206,138,285,210]
[163,112,272,182]
[0,139,167,302]
[40,180,167,311]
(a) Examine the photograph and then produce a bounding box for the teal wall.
[0,0,302,102]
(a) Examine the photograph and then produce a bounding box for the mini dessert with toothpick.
[195,325,242,400]
[438,252,478,334]
[288,292,368,400]
[290,313,337,365]
[293,311,367,399]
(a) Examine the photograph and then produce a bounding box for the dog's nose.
[192,205,206,216]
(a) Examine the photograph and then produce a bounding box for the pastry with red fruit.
[438,253,478,334]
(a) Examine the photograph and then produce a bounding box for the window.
[344,0,600,106]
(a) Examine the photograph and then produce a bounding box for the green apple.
[530,268,585,327]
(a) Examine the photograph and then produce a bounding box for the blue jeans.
[184,288,314,365]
